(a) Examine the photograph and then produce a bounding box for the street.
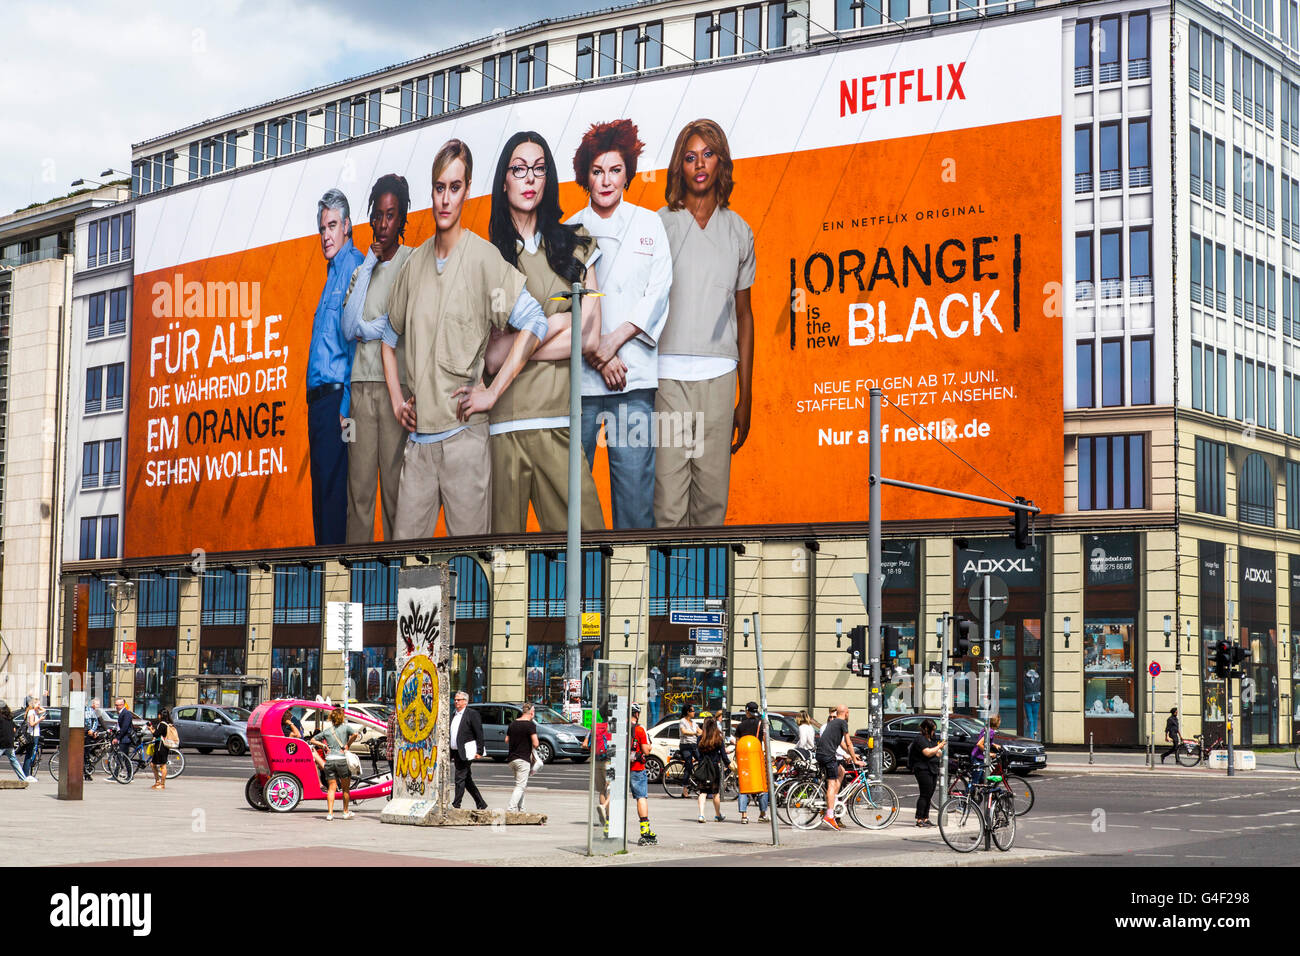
[6,752,1299,867]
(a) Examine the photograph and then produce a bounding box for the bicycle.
[1173,732,1224,767]
[120,733,186,780]
[661,748,739,800]
[939,771,1016,852]
[787,763,900,831]
[47,734,132,785]
[947,755,1034,816]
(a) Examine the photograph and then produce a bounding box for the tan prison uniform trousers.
[491,428,605,534]
[653,370,737,528]
[393,422,491,539]
[346,381,409,543]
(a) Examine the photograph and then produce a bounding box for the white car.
[642,712,802,781]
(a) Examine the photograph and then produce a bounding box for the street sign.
[581,612,602,640]
[853,572,869,609]
[966,575,1009,623]
[121,641,136,665]
[693,644,724,658]
[1149,661,1161,678]
[679,655,717,669]
[671,610,725,626]
[325,601,363,652]
[690,626,725,644]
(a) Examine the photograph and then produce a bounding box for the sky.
[2,0,623,215]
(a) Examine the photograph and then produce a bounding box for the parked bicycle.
[47,734,132,785]
[786,763,900,831]
[119,731,185,780]
[1173,732,1224,767]
[947,755,1034,816]
[939,770,1016,852]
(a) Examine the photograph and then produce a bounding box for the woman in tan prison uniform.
[655,119,756,528]
[482,131,606,534]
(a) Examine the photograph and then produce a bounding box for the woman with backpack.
[149,708,176,790]
[694,714,727,823]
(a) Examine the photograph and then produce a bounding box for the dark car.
[171,704,251,755]
[870,713,1047,775]
[469,702,590,764]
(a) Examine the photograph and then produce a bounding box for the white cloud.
[3,0,613,214]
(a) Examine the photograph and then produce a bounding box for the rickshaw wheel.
[265,773,303,812]
[245,774,269,811]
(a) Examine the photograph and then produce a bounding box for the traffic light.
[1213,641,1231,679]
[1230,644,1251,678]
[952,618,979,659]
[847,625,866,676]
[1011,496,1031,550]
[882,625,901,662]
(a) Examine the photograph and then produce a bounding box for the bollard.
[1088,732,1094,765]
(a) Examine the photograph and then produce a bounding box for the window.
[138,571,179,628]
[79,518,97,561]
[650,546,727,614]
[1075,127,1092,192]
[1099,123,1120,190]
[1191,343,1202,410]
[1100,231,1122,299]
[836,0,855,29]
[1239,452,1274,526]
[527,551,606,616]
[1075,233,1093,300]
[598,30,616,76]
[1130,338,1153,405]
[644,22,663,67]
[85,366,103,414]
[273,564,322,624]
[350,559,402,621]
[82,442,99,490]
[1129,228,1151,297]
[742,5,762,51]
[85,213,132,268]
[577,33,594,78]
[201,568,248,627]
[108,288,127,336]
[1101,339,1123,406]
[102,439,121,488]
[1191,343,1228,415]
[132,151,174,196]
[621,26,639,72]
[1195,438,1227,514]
[1098,18,1120,83]
[890,0,908,21]
[695,14,713,60]
[1214,139,1226,207]
[1191,234,1203,304]
[1075,22,1092,86]
[1128,13,1150,78]
[88,292,105,340]
[498,52,511,99]
[516,49,530,94]
[1128,120,1150,187]
[768,3,788,48]
[1078,435,1146,510]
[861,0,883,28]
[719,9,737,56]
[100,516,117,559]
[481,55,496,102]
[449,555,490,619]
[106,364,124,411]
[1077,341,1094,408]
[1288,461,1300,530]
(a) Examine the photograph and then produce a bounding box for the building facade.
[46,0,1300,748]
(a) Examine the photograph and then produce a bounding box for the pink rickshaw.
[244,699,392,812]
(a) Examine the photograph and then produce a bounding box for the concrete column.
[732,540,809,716]
[322,562,349,702]
[176,576,200,706]
[1050,534,1084,744]
[922,538,955,711]
[605,545,646,688]
[490,551,527,704]
[248,567,273,704]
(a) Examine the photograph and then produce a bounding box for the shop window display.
[270,647,319,700]
[1083,619,1135,718]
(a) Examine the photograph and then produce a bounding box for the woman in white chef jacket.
[566,119,672,530]
[654,119,755,527]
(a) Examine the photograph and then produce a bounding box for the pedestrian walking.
[449,691,488,810]
[694,714,728,823]
[149,708,174,790]
[629,703,657,844]
[909,718,945,827]
[815,704,860,830]
[311,707,364,820]
[1160,707,1181,764]
[113,697,136,757]
[1,705,37,783]
[677,704,700,799]
[20,696,45,779]
[506,702,540,812]
[734,701,769,823]
[796,710,818,751]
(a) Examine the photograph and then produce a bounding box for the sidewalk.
[1042,748,1300,774]
[0,776,1065,868]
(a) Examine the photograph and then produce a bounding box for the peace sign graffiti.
[398,654,438,744]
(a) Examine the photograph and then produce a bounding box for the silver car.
[171,704,250,756]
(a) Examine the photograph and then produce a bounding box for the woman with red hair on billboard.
[655,119,755,527]
[566,119,672,530]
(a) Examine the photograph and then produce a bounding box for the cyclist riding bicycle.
[969,715,1003,787]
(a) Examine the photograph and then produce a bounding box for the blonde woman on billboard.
[654,119,756,527]
[340,173,414,543]
[380,139,549,538]
[566,119,672,530]
[480,130,606,534]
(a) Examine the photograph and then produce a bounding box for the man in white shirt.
[449,690,487,810]
[567,119,672,529]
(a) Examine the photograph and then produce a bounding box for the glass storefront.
[270,646,320,700]
[1291,556,1300,743]
[1239,546,1278,745]
[1200,541,1226,728]
[1083,533,1140,745]
[880,541,919,715]
[350,559,400,705]
[646,546,728,727]
[133,645,176,719]
[450,555,491,703]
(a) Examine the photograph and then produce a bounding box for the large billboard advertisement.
[126,16,1063,558]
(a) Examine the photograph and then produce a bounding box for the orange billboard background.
[126,116,1061,558]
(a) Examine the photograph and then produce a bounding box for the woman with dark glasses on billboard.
[481,131,606,533]
[655,119,756,528]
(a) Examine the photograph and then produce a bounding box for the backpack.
[691,753,721,790]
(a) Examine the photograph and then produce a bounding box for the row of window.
[1189,342,1229,417]
[87,288,127,340]
[254,114,307,163]
[1194,439,1299,530]
[78,514,119,560]
[483,42,549,102]
[1281,175,1300,243]
[1076,338,1153,409]
[1283,271,1300,340]
[1189,233,1228,311]
[398,70,463,123]
[1232,46,1276,130]
[579,23,663,79]
[85,363,125,415]
[1283,372,1300,436]
[1188,343,1293,433]
[1188,127,1226,209]
[1074,15,1151,87]
[1078,434,1146,511]
[1232,148,1275,229]
[1074,229,1152,301]
[81,439,122,491]
[837,0,908,30]
[1234,355,1278,430]
[324,91,384,146]
[1233,0,1274,38]
[84,212,132,269]
[1074,120,1150,193]
[132,151,174,196]
[1282,78,1300,146]
[1187,23,1227,106]
[189,131,238,178]
[1233,251,1277,329]
[1281,0,1300,51]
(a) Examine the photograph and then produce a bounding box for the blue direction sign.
[691,627,725,644]
[670,610,724,626]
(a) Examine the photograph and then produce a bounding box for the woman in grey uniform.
[655,119,756,527]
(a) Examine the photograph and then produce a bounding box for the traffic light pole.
[982,575,993,785]
[1226,553,1235,777]
[939,613,951,802]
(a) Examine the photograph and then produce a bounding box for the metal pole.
[939,613,951,802]
[1147,672,1154,769]
[867,389,883,781]
[753,612,780,847]
[1226,550,1235,777]
[564,280,584,718]
[982,576,992,784]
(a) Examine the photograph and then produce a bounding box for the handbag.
[164,724,179,749]
[530,751,544,776]
[332,725,362,776]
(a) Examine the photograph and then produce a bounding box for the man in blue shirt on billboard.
[308,188,364,545]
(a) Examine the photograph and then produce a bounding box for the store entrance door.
[1242,627,1278,745]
